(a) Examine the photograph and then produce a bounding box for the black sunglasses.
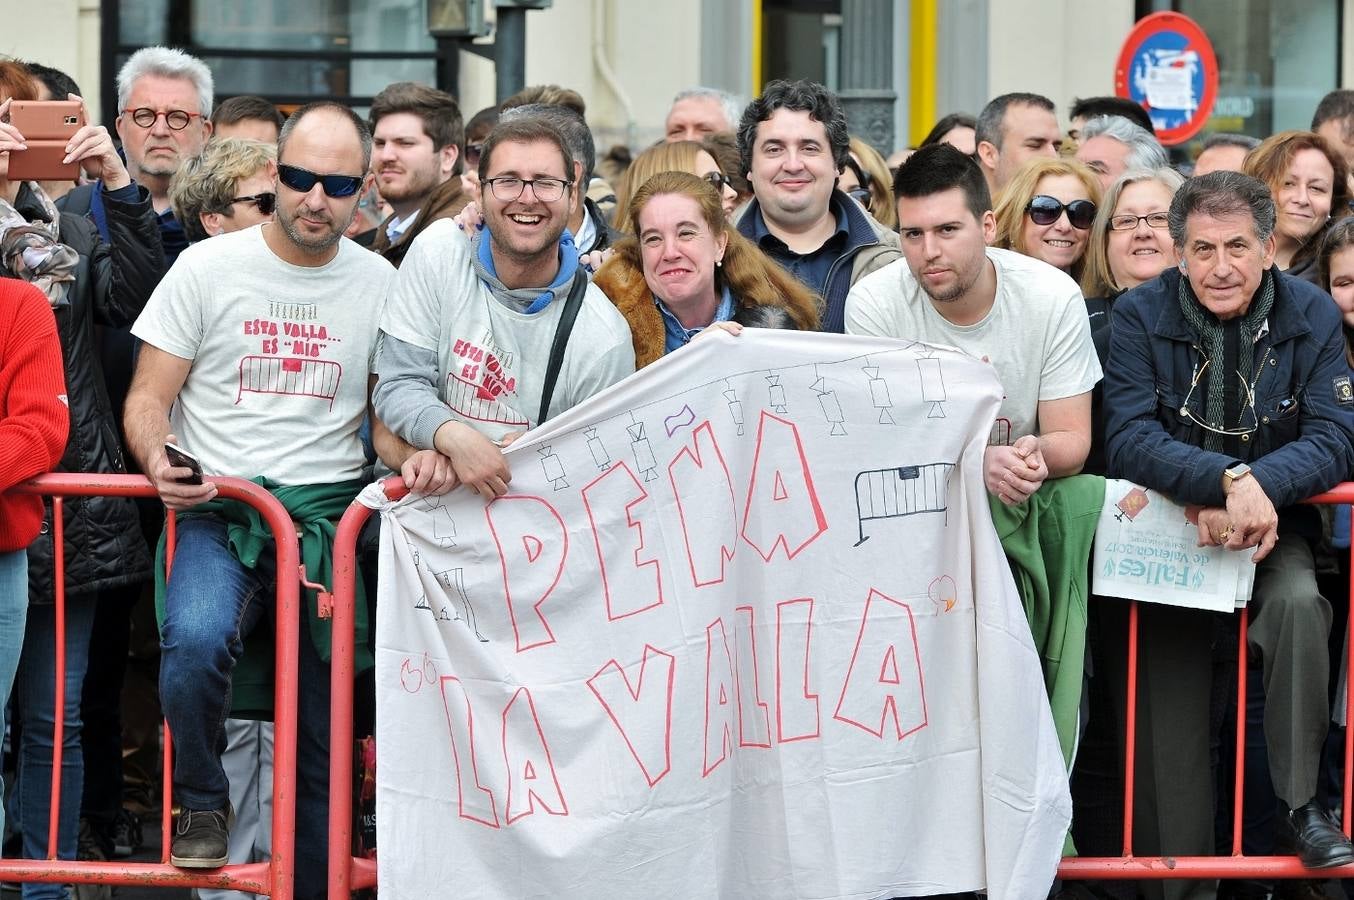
[231,192,276,215]
[1026,195,1096,230]
[277,164,363,198]
[702,170,732,191]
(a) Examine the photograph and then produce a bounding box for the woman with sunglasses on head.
[613,140,740,228]
[838,136,897,230]
[593,171,818,368]
[1245,130,1351,286]
[169,137,277,242]
[0,61,163,893]
[994,158,1102,285]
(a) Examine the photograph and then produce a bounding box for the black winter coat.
[18,182,164,602]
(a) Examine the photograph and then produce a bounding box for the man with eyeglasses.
[846,143,1100,506]
[1103,171,1354,892]
[373,117,634,498]
[367,81,471,268]
[498,102,622,261]
[734,79,900,333]
[122,102,409,898]
[61,47,213,267]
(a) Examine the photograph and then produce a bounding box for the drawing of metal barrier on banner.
[324,479,1354,895]
[0,474,303,899]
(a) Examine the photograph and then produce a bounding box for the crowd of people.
[3,40,1354,900]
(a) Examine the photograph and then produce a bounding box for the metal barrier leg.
[1,475,301,898]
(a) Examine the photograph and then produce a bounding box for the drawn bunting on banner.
[369,330,1071,900]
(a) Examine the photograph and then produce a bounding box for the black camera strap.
[537,271,589,426]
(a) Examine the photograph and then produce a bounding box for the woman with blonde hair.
[593,170,818,368]
[1244,129,1350,284]
[838,136,897,229]
[613,140,738,228]
[993,158,1102,284]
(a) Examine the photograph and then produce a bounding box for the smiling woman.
[993,157,1103,284]
[592,170,818,367]
[1244,130,1351,284]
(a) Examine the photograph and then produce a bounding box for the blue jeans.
[13,594,96,900]
[0,550,29,844]
[159,516,330,900]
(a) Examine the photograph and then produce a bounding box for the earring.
[716,259,723,267]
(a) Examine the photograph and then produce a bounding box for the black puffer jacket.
[18,182,164,602]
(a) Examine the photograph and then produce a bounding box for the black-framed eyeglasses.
[1027,195,1096,230]
[231,192,276,215]
[465,142,484,166]
[1178,347,1271,438]
[482,176,573,203]
[847,187,872,206]
[1110,212,1170,232]
[123,107,201,130]
[702,170,732,192]
[277,164,364,198]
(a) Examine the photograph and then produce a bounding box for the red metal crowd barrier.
[323,480,1354,895]
[1057,483,1354,883]
[0,473,303,898]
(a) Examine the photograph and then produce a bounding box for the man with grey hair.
[123,102,401,896]
[1104,170,1354,895]
[1192,132,1260,177]
[665,86,742,142]
[500,102,621,257]
[61,45,214,264]
[1074,115,1168,190]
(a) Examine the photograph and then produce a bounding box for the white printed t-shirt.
[845,246,1101,445]
[378,218,635,444]
[131,225,395,485]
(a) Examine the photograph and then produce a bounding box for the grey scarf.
[1177,269,1275,452]
[0,183,78,308]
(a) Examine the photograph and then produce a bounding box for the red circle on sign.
[1114,11,1219,146]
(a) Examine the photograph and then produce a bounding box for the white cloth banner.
[372,331,1070,900]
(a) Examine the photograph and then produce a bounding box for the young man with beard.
[368,81,471,268]
[373,118,634,497]
[845,143,1100,504]
[122,102,422,898]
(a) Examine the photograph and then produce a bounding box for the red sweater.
[0,278,69,552]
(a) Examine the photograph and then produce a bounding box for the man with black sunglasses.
[1102,171,1354,894]
[122,101,418,899]
[846,143,1100,507]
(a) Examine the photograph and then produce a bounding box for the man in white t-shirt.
[373,117,635,497]
[122,102,419,897]
[845,142,1101,504]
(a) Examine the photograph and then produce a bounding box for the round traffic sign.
[1114,11,1219,146]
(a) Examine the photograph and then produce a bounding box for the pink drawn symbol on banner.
[1115,486,1150,522]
